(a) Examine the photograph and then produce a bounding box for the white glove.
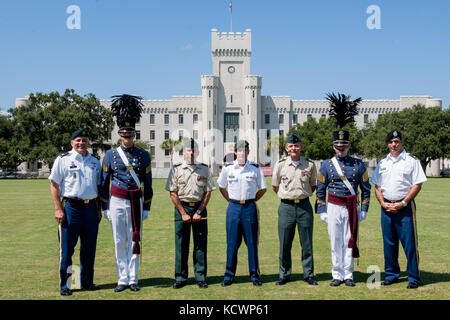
[143,210,149,220]
[104,210,111,222]
[359,211,367,222]
[320,212,328,224]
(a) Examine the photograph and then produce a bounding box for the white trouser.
[327,202,354,281]
[109,195,141,286]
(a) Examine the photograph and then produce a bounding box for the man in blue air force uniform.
[100,94,153,292]
[216,140,267,287]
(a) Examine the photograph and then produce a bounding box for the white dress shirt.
[216,160,267,201]
[371,149,427,201]
[49,149,101,200]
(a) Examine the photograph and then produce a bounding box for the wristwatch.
[196,209,202,216]
[401,200,408,207]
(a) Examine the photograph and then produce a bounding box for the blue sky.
[0,0,449,111]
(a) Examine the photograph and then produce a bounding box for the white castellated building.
[15,29,444,177]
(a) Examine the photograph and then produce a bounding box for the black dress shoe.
[344,279,355,287]
[275,278,290,286]
[114,284,127,292]
[407,282,419,289]
[304,276,318,286]
[173,281,187,289]
[330,279,343,287]
[81,283,100,291]
[197,281,208,289]
[252,279,262,286]
[221,279,233,287]
[60,287,72,296]
[381,278,398,286]
[130,284,140,291]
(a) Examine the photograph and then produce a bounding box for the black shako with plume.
[325,92,362,146]
[110,94,144,134]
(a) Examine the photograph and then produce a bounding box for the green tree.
[360,105,450,170]
[8,89,114,167]
[0,114,22,169]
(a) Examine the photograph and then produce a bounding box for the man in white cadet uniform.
[49,129,102,296]
[217,140,267,287]
[371,130,427,289]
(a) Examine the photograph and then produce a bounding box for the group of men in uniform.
[49,95,427,295]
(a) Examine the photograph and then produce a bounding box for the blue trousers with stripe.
[224,202,260,282]
[381,201,421,285]
[58,200,99,288]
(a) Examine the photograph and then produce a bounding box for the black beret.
[286,134,301,144]
[385,130,402,143]
[71,128,89,140]
[235,140,249,150]
[184,138,198,150]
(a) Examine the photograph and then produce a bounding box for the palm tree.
[160,137,184,166]
[266,135,287,158]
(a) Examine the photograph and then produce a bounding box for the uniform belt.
[63,197,95,205]
[383,198,403,203]
[181,201,201,207]
[230,199,255,205]
[281,198,307,204]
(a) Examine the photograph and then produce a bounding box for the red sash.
[111,184,142,254]
[328,194,359,258]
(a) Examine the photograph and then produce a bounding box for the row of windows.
[137,114,199,125]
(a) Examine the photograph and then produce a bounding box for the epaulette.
[199,163,208,167]
[173,163,182,167]
[225,162,233,167]
[278,157,287,163]
[306,157,313,163]
[60,152,70,158]
[250,162,259,168]
[408,153,419,160]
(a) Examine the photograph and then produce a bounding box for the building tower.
[203,29,262,168]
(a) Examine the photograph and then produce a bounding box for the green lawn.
[0,177,449,300]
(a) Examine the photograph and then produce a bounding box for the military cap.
[332,130,350,146]
[234,140,249,151]
[70,128,89,140]
[286,134,301,144]
[184,138,199,150]
[385,130,402,143]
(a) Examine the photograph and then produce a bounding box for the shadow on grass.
[91,270,450,292]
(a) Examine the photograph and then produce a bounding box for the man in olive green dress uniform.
[165,138,215,289]
[272,134,318,285]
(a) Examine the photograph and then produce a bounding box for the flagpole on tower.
[229,1,233,32]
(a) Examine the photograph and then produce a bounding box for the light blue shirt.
[49,149,101,200]
[216,160,267,201]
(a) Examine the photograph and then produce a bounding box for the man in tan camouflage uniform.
[165,138,215,289]
[272,134,318,286]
